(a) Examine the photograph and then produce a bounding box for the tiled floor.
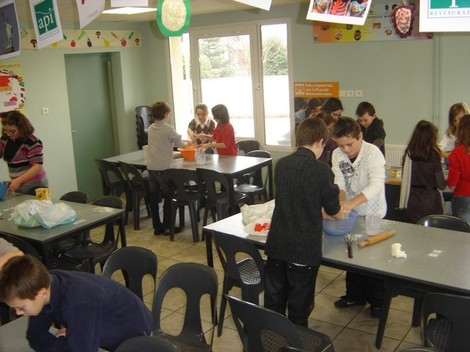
[108,210,425,352]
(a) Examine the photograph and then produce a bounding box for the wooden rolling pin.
[357,230,396,248]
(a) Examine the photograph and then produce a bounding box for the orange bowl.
[180,146,196,161]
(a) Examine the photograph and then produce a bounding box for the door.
[65,53,117,200]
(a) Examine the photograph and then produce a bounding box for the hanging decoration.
[20,29,141,49]
[233,0,272,11]
[392,2,415,38]
[156,0,191,37]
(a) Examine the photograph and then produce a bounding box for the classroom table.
[104,150,274,200]
[0,316,107,352]
[203,213,470,348]
[0,194,126,268]
[103,149,181,169]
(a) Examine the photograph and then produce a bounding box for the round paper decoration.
[157,0,191,37]
[391,3,415,38]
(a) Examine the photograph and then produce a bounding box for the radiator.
[385,144,406,167]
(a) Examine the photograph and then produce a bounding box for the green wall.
[2,3,469,195]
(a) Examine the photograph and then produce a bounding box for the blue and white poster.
[29,0,63,49]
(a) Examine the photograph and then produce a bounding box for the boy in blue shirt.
[0,255,154,352]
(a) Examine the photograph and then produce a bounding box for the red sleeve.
[447,148,460,188]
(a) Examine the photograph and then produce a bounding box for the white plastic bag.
[240,200,275,235]
[10,199,77,229]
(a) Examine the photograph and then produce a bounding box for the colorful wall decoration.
[0,63,25,112]
[313,1,433,42]
[20,29,141,49]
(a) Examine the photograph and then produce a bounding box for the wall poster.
[313,0,433,42]
[0,63,25,112]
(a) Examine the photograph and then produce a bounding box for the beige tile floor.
[107,209,425,352]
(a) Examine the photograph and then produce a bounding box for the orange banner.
[294,82,339,98]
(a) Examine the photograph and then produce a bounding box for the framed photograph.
[307,0,372,25]
[0,0,20,60]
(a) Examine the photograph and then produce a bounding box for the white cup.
[365,214,381,236]
[143,145,149,162]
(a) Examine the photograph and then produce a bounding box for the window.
[169,20,292,148]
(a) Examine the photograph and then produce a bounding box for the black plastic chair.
[212,231,265,337]
[152,262,218,352]
[102,246,157,301]
[95,159,131,224]
[234,150,271,204]
[116,336,178,352]
[119,161,152,230]
[59,191,88,204]
[196,168,248,227]
[135,105,153,149]
[56,196,124,273]
[422,292,470,351]
[227,295,335,352]
[236,140,260,156]
[165,169,201,242]
[417,214,470,233]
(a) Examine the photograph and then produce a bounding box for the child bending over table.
[264,118,345,327]
[0,255,154,352]
[331,116,387,317]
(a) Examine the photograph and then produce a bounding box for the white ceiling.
[14,0,306,23]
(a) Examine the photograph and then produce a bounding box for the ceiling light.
[102,7,157,15]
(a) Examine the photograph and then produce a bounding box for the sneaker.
[370,305,381,318]
[334,296,367,308]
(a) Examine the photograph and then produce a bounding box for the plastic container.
[179,146,197,161]
[323,209,358,236]
[0,181,8,200]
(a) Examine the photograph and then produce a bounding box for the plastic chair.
[234,150,271,204]
[119,161,152,230]
[376,213,470,348]
[0,233,42,261]
[135,105,153,149]
[417,214,470,232]
[226,295,335,352]
[152,262,218,352]
[102,246,157,300]
[196,168,248,227]
[165,169,201,242]
[116,336,177,352]
[212,231,265,337]
[59,191,88,204]
[56,196,124,273]
[236,140,260,156]
[422,292,470,351]
[95,159,131,224]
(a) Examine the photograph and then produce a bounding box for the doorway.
[65,53,118,200]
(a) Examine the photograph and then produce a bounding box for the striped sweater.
[0,134,47,187]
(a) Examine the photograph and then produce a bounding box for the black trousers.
[148,170,172,230]
[264,257,319,326]
[345,271,385,307]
